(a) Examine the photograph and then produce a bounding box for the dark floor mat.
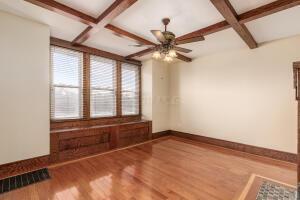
[0,168,50,194]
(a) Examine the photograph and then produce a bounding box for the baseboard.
[152,130,172,139]
[0,155,50,179]
[171,130,297,164]
[0,130,296,179]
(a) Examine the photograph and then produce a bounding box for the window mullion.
[83,53,90,119]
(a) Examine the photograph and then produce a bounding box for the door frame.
[293,61,300,192]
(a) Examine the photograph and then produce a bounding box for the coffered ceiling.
[0,0,299,62]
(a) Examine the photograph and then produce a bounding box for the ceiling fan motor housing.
[162,31,176,43]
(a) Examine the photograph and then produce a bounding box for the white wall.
[169,35,300,153]
[0,11,50,164]
[142,60,169,133]
[142,59,153,121]
[152,60,169,132]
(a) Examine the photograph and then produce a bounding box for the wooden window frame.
[50,46,84,120]
[50,45,142,127]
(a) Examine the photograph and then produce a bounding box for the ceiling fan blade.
[174,46,192,53]
[129,44,155,47]
[151,30,166,43]
[126,47,156,59]
[175,36,205,45]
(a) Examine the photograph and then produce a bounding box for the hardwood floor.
[0,136,296,200]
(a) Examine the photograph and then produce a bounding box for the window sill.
[50,115,142,130]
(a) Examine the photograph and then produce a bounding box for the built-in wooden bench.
[50,120,152,163]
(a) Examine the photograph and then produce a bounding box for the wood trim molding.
[171,130,297,163]
[0,155,50,179]
[152,130,172,139]
[50,37,141,66]
[294,60,300,188]
[210,0,257,49]
[50,115,142,130]
[293,62,300,100]
[83,53,90,119]
[1,129,295,179]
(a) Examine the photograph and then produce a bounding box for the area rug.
[237,174,297,200]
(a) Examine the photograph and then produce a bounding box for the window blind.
[90,55,117,117]
[121,63,140,115]
[50,46,83,120]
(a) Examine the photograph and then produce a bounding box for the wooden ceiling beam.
[210,0,257,49]
[72,0,138,44]
[176,0,300,42]
[24,0,97,26]
[105,24,156,45]
[176,21,230,42]
[238,0,300,24]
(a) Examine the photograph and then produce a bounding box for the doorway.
[293,61,300,194]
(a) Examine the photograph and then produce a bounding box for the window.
[50,46,83,120]
[121,63,140,115]
[90,56,117,117]
[50,45,141,121]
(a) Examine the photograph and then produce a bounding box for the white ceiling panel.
[83,28,146,56]
[139,54,153,61]
[55,0,113,18]
[0,0,87,41]
[177,28,247,59]
[112,0,225,43]
[0,0,299,60]
[245,6,300,43]
[229,0,276,14]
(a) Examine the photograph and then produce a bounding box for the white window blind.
[121,63,140,115]
[90,55,117,117]
[50,46,83,120]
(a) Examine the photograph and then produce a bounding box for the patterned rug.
[256,181,296,200]
[237,174,297,200]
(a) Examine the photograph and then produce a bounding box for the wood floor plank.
[0,137,296,200]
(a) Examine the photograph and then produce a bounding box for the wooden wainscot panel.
[118,121,151,148]
[50,120,152,163]
[59,134,110,151]
[59,143,109,161]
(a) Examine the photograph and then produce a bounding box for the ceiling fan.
[131,18,205,62]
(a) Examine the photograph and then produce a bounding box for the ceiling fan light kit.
[132,18,205,62]
[163,55,173,62]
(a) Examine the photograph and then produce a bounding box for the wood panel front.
[50,120,152,163]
